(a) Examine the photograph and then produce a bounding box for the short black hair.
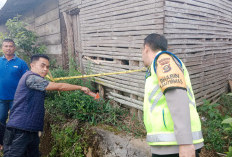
[144,33,167,51]
[3,39,15,46]
[31,54,50,63]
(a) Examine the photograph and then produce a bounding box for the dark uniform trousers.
[3,127,40,157]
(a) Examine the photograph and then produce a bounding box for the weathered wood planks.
[165,0,232,104]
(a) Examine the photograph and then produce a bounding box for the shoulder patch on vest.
[156,53,186,93]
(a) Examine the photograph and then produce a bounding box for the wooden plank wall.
[59,0,232,109]
[164,0,232,105]
[59,0,165,111]
[81,0,164,111]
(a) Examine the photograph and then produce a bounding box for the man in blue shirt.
[0,39,29,150]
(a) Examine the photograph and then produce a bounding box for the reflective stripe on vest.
[146,131,203,143]
[149,85,196,113]
[187,86,196,107]
[149,85,159,102]
[150,91,163,113]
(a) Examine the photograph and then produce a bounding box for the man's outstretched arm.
[46,82,90,93]
[26,75,90,94]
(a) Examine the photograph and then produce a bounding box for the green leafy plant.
[45,67,146,136]
[45,67,125,124]
[227,93,232,96]
[222,117,232,156]
[222,118,232,132]
[49,124,85,157]
[0,15,46,63]
[44,61,146,156]
[198,96,232,153]
[226,147,232,157]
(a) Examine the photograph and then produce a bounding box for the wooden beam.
[63,11,75,70]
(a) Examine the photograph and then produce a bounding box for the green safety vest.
[143,51,204,146]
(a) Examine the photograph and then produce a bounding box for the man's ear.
[144,44,150,54]
[30,63,34,69]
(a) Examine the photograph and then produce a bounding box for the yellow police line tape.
[46,67,147,82]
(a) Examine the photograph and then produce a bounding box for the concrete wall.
[3,0,63,65]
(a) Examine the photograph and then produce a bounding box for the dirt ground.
[39,114,53,156]
[200,148,221,157]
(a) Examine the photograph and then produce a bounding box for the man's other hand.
[179,144,195,157]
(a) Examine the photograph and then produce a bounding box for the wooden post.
[62,11,75,71]
[111,89,120,108]
[76,14,84,74]
[138,97,144,122]
[110,59,122,108]
[60,13,69,69]
[72,14,80,68]
[130,94,138,116]
[98,84,105,98]
[129,60,140,117]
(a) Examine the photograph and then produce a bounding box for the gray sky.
[0,0,7,9]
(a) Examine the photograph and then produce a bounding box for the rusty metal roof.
[0,0,43,24]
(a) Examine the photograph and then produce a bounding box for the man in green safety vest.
[142,33,204,157]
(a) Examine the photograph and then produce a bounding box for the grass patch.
[44,68,146,156]
[45,68,145,136]
[198,93,232,153]
[48,121,87,157]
